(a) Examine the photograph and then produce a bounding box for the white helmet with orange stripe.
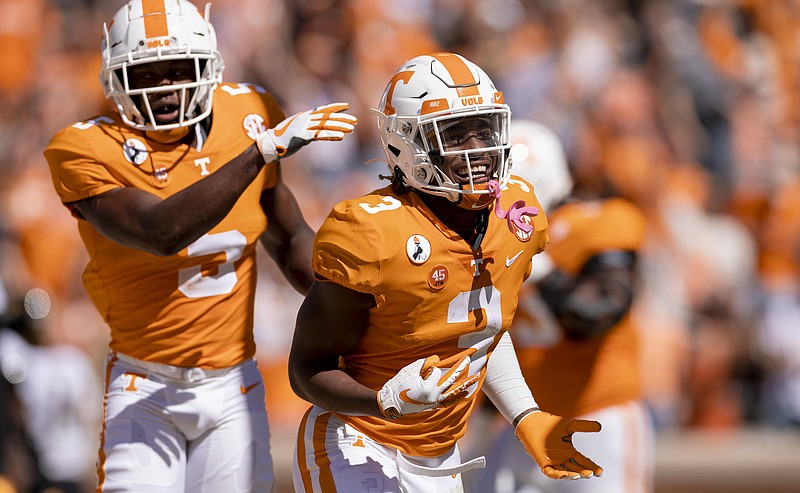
[99,0,224,131]
[375,53,511,206]
[509,120,573,213]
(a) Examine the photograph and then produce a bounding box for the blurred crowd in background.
[2,0,800,491]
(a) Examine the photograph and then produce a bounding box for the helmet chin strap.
[471,208,489,251]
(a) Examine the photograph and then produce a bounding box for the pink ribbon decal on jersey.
[487,180,539,234]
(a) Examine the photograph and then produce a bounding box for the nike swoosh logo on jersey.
[240,382,260,394]
[505,250,524,267]
[272,114,299,137]
[399,389,428,405]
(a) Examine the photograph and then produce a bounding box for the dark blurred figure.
[0,225,88,493]
[754,176,800,427]
[0,271,50,493]
[0,373,44,493]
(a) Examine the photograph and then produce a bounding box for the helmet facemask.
[109,56,217,130]
[377,105,511,203]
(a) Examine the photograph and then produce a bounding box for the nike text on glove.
[515,410,603,480]
[256,102,357,163]
[377,355,480,419]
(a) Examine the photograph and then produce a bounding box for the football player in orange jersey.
[287,53,602,493]
[42,1,356,492]
[470,120,654,493]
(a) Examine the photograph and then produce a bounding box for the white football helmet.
[99,0,224,131]
[509,120,573,212]
[374,53,511,203]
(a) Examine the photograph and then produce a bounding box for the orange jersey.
[312,176,548,457]
[44,83,285,369]
[514,198,647,417]
[759,177,800,286]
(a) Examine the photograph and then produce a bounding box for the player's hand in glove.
[257,102,357,163]
[377,355,479,419]
[516,410,603,480]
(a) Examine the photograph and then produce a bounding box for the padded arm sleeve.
[482,331,538,424]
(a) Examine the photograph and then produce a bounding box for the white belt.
[395,449,486,477]
[113,352,247,383]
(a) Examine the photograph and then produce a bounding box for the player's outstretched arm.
[71,145,269,256]
[482,331,603,480]
[71,104,354,257]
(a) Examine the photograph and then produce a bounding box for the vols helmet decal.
[122,138,149,165]
[406,235,431,265]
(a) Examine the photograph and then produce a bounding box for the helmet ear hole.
[428,150,444,167]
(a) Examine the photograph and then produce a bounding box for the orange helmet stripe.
[383,70,414,116]
[431,52,480,97]
[142,0,169,39]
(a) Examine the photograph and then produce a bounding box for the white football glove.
[256,102,357,163]
[377,354,479,419]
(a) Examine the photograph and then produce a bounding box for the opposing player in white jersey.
[471,120,653,493]
[288,52,603,493]
[43,1,356,491]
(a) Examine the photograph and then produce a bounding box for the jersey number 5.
[178,231,246,298]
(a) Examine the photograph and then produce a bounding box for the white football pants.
[293,406,486,493]
[96,353,274,492]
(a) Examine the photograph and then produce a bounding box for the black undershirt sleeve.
[536,250,636,340]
